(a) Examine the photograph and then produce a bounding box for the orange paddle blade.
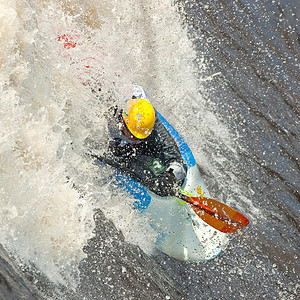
[180,194,249,233]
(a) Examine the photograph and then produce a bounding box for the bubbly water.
[0,0,299,299]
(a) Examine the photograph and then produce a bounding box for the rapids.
[0,0,299,299]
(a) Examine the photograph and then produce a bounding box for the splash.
[0,0,243,290]
[0,0,97,284]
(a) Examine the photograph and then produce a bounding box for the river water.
[0,0,299,299]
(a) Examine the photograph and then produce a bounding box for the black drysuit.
[100,107,187,197]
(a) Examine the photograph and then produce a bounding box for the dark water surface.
[166,0,299,298]
[1,0,299,299]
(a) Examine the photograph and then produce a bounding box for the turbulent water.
[0,0,299,299]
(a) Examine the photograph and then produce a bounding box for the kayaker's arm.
[149,115,187,183]
[89,152,179,197]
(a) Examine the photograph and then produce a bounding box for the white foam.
[0,0,252,287]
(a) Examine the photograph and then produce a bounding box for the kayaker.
[101,85,187,197]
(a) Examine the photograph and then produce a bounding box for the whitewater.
[0,0,299,299]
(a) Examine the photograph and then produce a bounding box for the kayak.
[57,31,228,261]
[104,112,228,262]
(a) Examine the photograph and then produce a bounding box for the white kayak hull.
[144,165,227,261]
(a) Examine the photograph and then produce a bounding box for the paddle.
[88,153,249,233]
[178,192,249,233]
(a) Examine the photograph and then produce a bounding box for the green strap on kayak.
[177,188,193,205]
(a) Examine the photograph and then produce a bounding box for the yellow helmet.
[122,98,155,139]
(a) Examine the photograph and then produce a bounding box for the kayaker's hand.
[155,170,183,197]
[166,161,186,182]
[148,171,177,197]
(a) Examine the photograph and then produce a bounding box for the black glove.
[148,169,180,197]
